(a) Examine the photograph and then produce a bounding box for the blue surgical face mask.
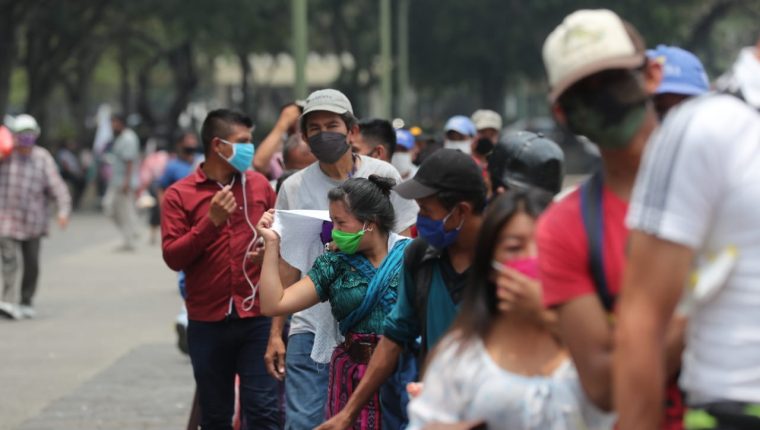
[416,208,463,249]
[220,139,254,173]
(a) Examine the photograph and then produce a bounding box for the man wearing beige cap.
[272,88,418,429]
[470,109,502,181]
[535,9,689,430]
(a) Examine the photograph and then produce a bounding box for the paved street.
[0,212,194,430]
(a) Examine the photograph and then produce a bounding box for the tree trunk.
[165,42,198,142]
[0,9,17,119]
[118,41,131,114]
[136,53,162,131]
[237,50,253,117]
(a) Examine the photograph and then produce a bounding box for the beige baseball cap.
[299,89,354,131]
[543,9,646,103]
[471,109,502,131]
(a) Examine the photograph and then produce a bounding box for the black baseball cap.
[488,131,565,195]
[395,148,486,199]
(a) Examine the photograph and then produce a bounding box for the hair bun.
[367,175,395,198]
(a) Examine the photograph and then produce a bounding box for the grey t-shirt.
[276,155,419,337]
[109,128,140,190]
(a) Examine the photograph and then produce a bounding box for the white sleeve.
[627,95,758,249]
[391,190,419,232]
[406,339,468,429]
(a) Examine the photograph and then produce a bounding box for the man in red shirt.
[537,9,685,429]
[161,109,279,429]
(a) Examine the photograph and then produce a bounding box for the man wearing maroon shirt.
[161,109,279,429]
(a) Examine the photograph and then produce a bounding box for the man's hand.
[277,104,302,130]
[246,238,266,265]
[208,185,236,227]
[315,411,354,430]
[264,334,286,381]
[57,214,69,230]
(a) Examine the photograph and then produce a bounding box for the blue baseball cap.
[443,115,476,137]
[395,129,415,150]
[647,45,709,96]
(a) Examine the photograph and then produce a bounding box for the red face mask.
[492,257,540,280]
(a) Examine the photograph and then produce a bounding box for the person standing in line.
[105,114,140,252]
[271,88,418,430]
[614,41,760,430]
[259,176,411,429]
[536,9,687,428]
[407,190,614,430]
[0,114,70,320]
[317,149,488,430]
[352,119,396,163]
[161,109,280,429]
[158,131,203,355]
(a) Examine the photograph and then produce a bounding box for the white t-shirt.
[275,155,419,339]
[627,94,760,404]
[408,336,614,430]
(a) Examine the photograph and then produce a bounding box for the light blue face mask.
[220,139,255,173]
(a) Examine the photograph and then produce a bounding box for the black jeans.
[188,316,281,430]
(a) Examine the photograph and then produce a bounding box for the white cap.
[471,109,502,131]
[542,9,645,102]
[300,89,354,130]
[10,114,41,135]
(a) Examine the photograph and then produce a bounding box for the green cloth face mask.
[561,69,649,150]
[565,99,647,149]
[331,223,369,254]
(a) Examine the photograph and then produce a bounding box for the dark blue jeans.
[188,317,281,430]
[284,332,329,429]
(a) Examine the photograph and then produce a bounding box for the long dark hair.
[450,188,552,346]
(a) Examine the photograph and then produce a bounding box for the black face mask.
[307,131,350,164]
[181,146,197,156]
[474,138,495,156]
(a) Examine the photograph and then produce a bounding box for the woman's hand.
[493,266,543,316]
[407,382,424,398]
[256,209,280,244]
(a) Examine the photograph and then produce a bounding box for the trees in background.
[0,0,757,145]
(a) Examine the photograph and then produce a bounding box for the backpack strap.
[403,238,436,355]
[580,171,615,312]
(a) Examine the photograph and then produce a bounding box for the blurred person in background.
[0,114,70,320]
[442,115,476,155]
[274,134,316,192]
[157,130,203,354]
[352,118,396,163]
[391,129,417,180]
[647,45,710,119]
[487,131,565,197]
[253,102,303,180]
[471,109,502,164]
[55,139,87,210]
[138,137,170,245]
[105,114,140,252]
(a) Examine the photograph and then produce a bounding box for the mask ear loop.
[240,174,260,312]
[442,206,465,231]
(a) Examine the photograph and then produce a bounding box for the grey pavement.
[0,212,194,430]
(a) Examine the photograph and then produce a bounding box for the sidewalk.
[0,213,193,430]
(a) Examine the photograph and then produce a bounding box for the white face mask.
[444,139,472,155]
[391,152,415,178]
